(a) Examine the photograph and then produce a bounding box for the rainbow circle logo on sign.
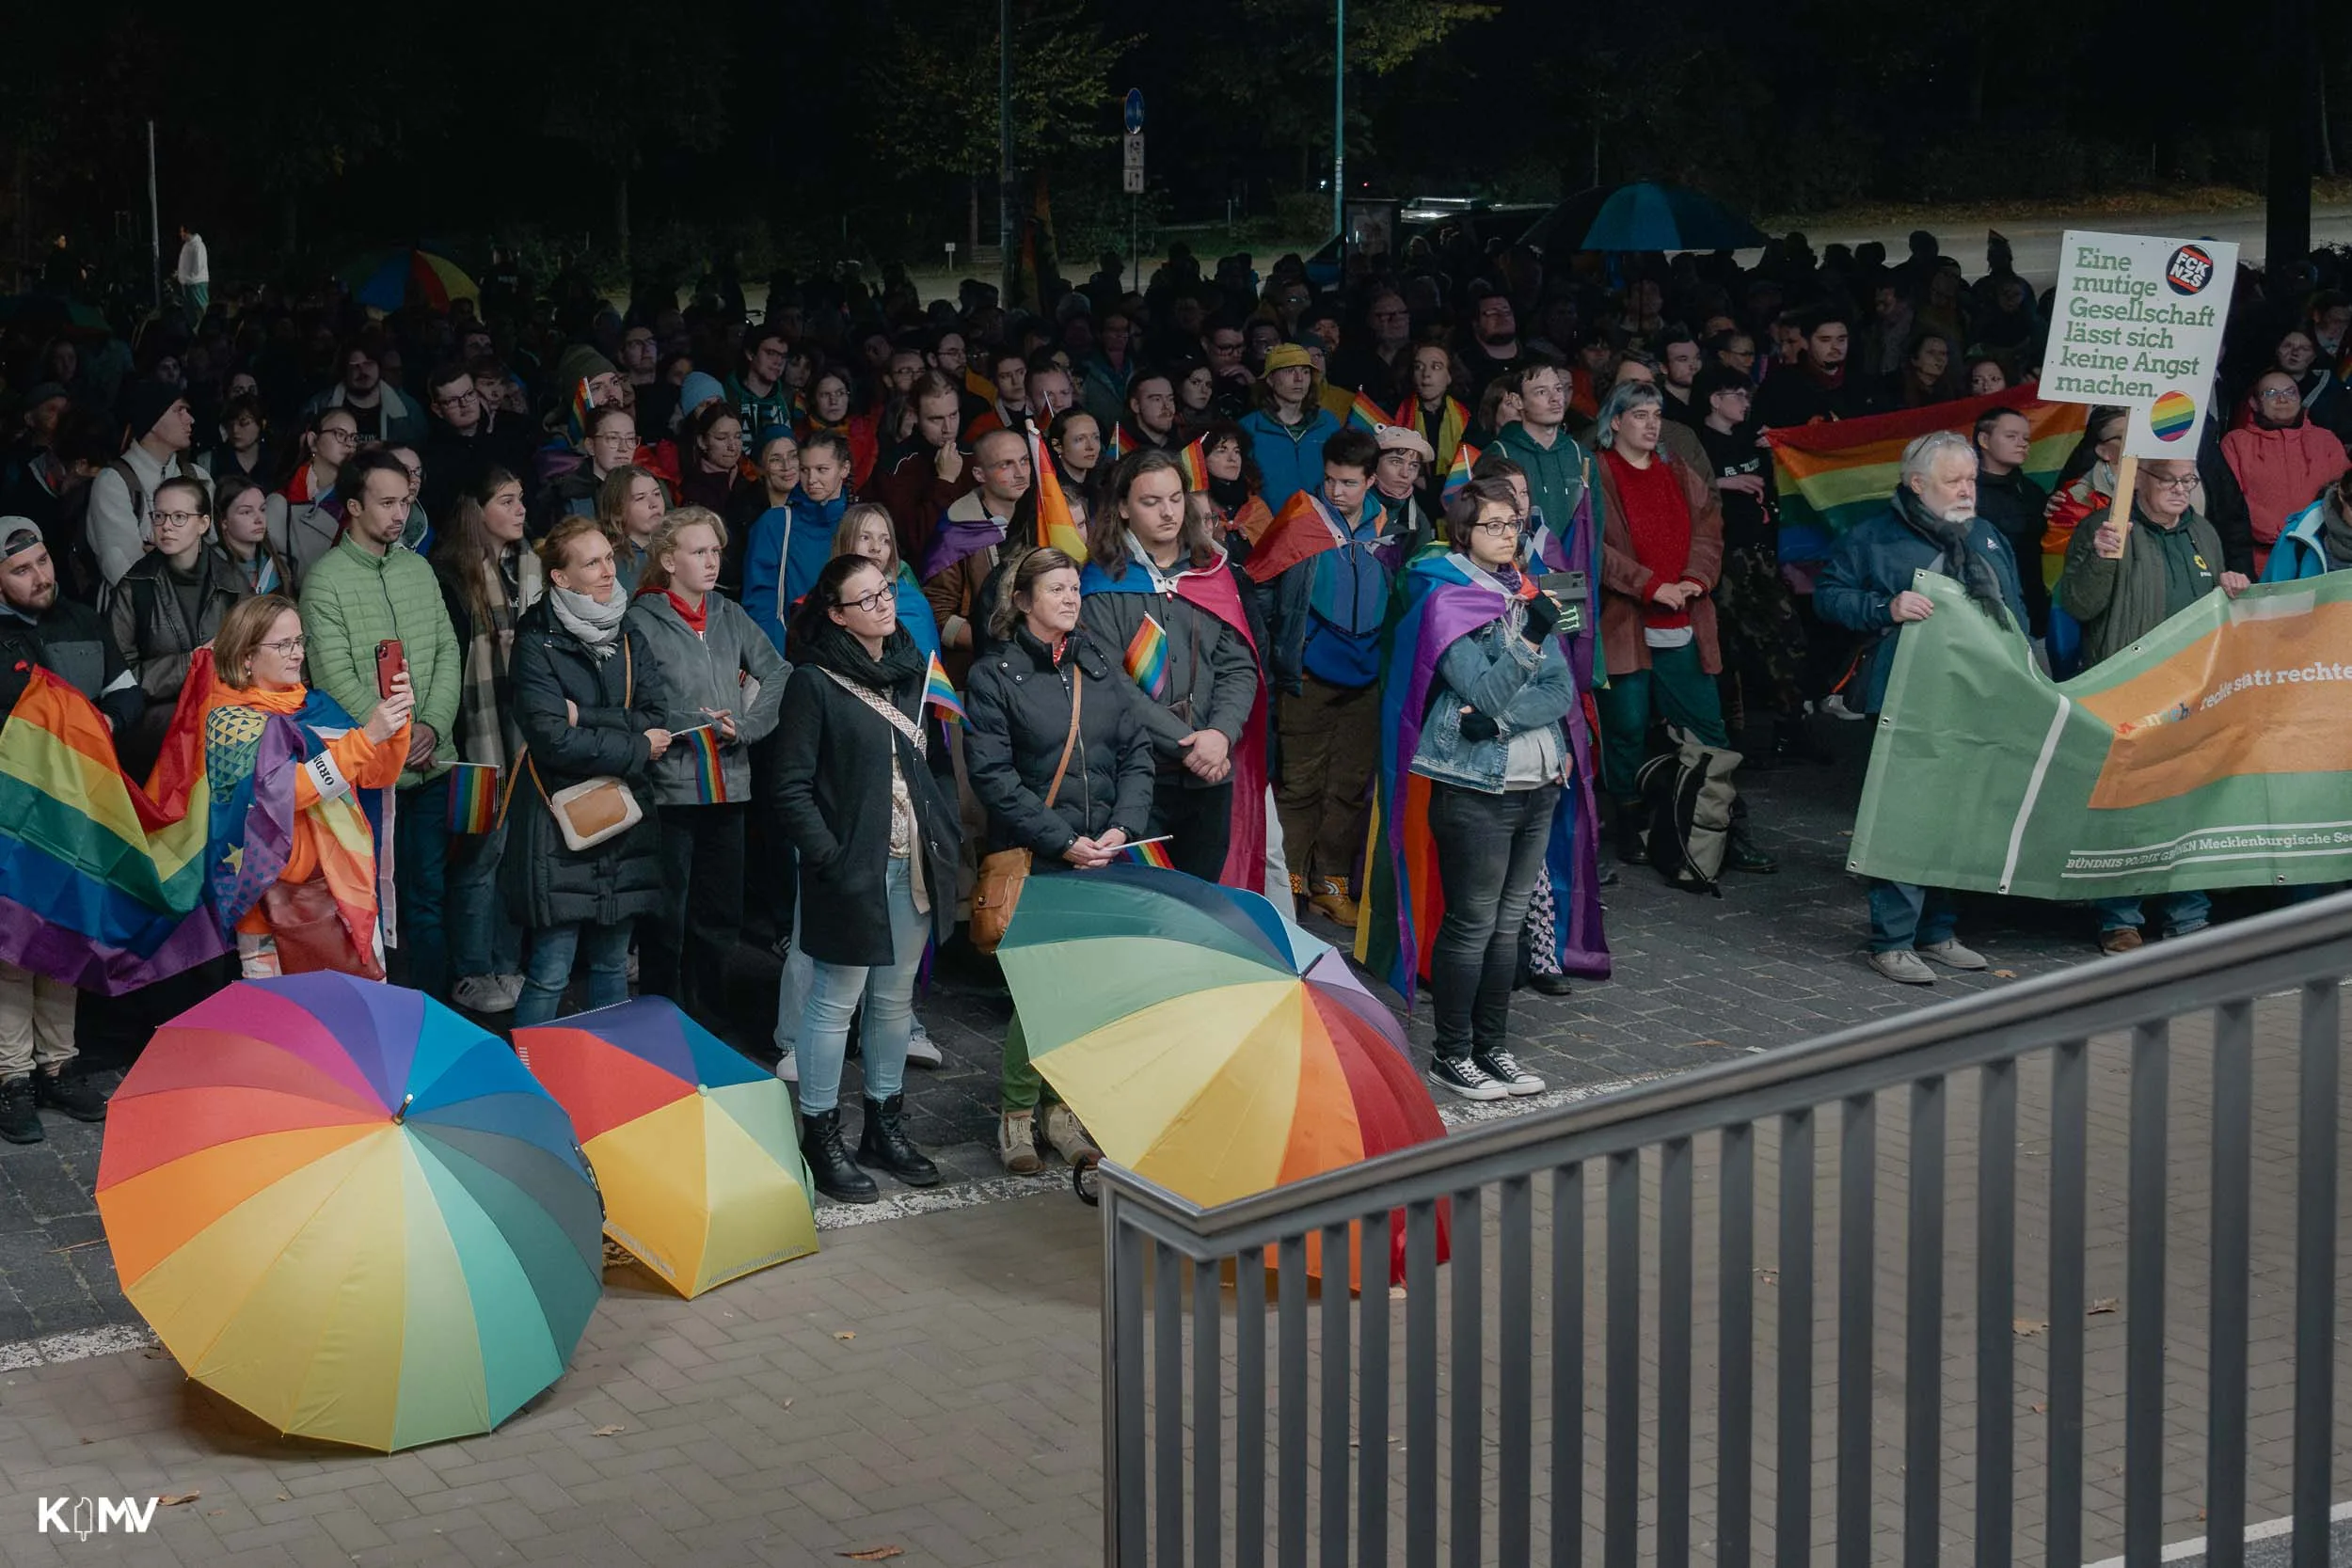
[2165,245,2217,296]
[2149,389,2197,441]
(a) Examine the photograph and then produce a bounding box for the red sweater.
[1602,449,1698,630]
[2222,420,2349,571]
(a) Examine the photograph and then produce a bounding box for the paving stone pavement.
[0,724,2285,1351]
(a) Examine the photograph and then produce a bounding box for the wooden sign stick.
[2104,452,2138,551]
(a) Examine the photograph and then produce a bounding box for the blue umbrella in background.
[1573,182,1768,252]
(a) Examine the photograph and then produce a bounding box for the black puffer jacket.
[964,624,1154,861]
[771,627,961,967]
[502,596,669,928]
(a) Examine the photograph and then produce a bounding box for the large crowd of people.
[0,217,2346,1184]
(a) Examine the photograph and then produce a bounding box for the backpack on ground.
[1633,728,1743,897]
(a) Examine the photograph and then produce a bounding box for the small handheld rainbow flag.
[1441,439,1483,501]
[1178,436,1210,493]
[681,725,728,804]
[1346,390,1398,433]
[922,652,966,723]
[1120,836,1175,869]
[447,763,501,834]
[1024,421,1089,562]
[1124,614,1168,700]
[564,377,596,446]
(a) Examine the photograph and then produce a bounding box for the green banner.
[1849,571,2352,898]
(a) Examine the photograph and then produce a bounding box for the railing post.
[2293,980,2340,1568]
[1104,1183,1148,1568]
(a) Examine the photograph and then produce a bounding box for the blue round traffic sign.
[1124,88,1145,135]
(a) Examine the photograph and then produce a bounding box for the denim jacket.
[1408,587,1578,792]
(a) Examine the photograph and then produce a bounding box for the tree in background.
[539,6,728,267]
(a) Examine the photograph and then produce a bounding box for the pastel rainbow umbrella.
[95,974,604,1452]
[997,864,1450,1288]
[513,997,818,1298]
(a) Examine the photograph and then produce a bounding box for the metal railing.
[1098,891,2352,1566]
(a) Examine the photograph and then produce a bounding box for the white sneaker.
[905,1027,943,1068]
[998,1109,1042,1174]
[1472,1047,1545,1096]
[773,1049,799,1084]
[1819,694,1867,721]
[1040,1104,1097,1165]
[494,973,526,1007]
[453,974,517,1014]
[1916,939,1988,972]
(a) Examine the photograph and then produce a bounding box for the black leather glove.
[1521,593,1563,644]
[1456,710,1500,742]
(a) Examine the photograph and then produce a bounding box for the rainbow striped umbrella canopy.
[341,247,480,312]
[96,975,603,1451]
[998,865,1449,1286]
[515,998,818,1298]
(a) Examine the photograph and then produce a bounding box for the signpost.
[1121,89,1145,290]
[2040,230,2238,545]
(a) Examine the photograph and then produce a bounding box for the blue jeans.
[446,816,521,979]
[771,894,934,1053]
[2092,891,2211,938]
[1868,879,1959,953]
[516,919,633,1026]
[796,859,928,1115]
[392,775,452,1000]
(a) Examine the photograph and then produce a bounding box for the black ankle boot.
[801,1108,878,1203]
[1725,818,1779,875]
[1613,800,1648,865]
[857,1093,941,1188]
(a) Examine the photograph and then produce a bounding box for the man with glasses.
[421,362,528,525]
[1460,283,1523,398]
[87,381,209,588]
[0,518,130,1141]
[1198,316,1255,419]
[302,342,428,448]
[1332,291,1415,408]
[729,325,795,438]
[301,450,463,1001]
[2221,371,2348,577]
[2057,457,2249,955]
[1819,432,2026,984]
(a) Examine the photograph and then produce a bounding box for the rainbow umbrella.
[341,247,479,312]
[514,997,818,1298]
[95,974,603,1452]
[998,864,1450,1287]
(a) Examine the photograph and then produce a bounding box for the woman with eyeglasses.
[107,475,251,780]
[2041,405,2127,584]
[534,404,643,538]
[265,409,360,586]
[2222,369,2350,577]
[199,593,415,978]
[772,554,962,1201]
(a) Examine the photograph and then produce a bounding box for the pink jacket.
[2221,420,2349,571]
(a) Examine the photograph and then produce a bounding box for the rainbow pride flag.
[922,652,966,723]
[1441,439,1483,501]
[1178,436,1210,493]
[1765,388,2085,563]
[681,725,728,804]
[564,378,596,446]
[1345,390,1399,433]
[0,671,226,994]
[1123,614,1168,700]
[1023,422,1089,562]
[1120,838,1175,869]
[447,763,501,833]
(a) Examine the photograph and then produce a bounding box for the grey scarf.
[1892,486,2013,629]
[549,583,627,658]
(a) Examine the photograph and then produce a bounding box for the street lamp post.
[1332,0,1344,239]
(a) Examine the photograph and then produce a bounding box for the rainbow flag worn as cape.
[1239,490,1353,586]
[681,725,728,804]
[922,652,965,722]
[1766,387,2084,564]
[1410,396,1471,478]
[0,671,227,994]
[1359,551,1611,1000]
[1080,550,1269,893]
[1024,422,1089,562]
[448,762,500,833]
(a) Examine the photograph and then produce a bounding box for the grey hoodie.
[624,589,787,805]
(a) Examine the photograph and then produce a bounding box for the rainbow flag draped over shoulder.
[0,671,226,994]
[1024,421,1089,562]
[1080,549,1269,892]
[1766,387,2084,564]
[1359,553,1611,1001]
